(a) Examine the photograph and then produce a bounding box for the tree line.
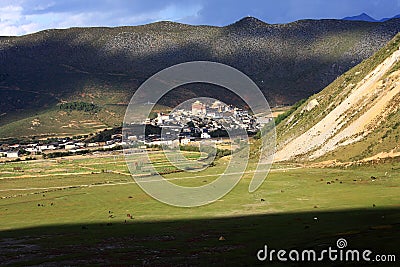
[59,102,101,113]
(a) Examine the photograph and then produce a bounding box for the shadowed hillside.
[1,17,400,138]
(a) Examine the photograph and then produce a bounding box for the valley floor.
[0,152,399,266]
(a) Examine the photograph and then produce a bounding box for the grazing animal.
[261,199,265,202]
[371,176,377,180]
[373,204,376,208]
[327,182,331,184]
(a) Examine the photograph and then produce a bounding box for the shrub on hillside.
[275,99,307,125]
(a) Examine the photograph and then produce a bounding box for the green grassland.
[0,151,399,265]
[0,108,115,139]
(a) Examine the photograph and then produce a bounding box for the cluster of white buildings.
[167,101,256,129]
[138,100,260,146]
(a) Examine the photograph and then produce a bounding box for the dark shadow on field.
[0,208,399,266]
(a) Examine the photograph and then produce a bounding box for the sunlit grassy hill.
[275,33,400,163]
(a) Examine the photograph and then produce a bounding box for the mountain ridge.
[1,17,400,138]
[343,12,400,22]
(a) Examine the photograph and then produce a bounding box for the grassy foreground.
[0,153,399,265]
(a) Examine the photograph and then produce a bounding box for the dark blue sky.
[1,0,399,36]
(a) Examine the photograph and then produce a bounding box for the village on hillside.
[0,100,269,160]
[126,100,266,146]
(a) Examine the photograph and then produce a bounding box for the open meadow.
[0,151,399,265]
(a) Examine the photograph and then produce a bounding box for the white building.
[201,132,211,139]
[87,143,98,147]
[38,145,56,151]
[180,137,195,145]
[64,144,76,150]
[207,112,216,118]
[6,151,20,158]
[157,113,170,124]
[25,147,39,153]
[75,142,86,147]
[148,140,177,146]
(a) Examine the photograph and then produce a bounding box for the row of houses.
[0,151,20,158]
[0,134,126,158]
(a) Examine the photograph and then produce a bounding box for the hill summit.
[228,16,268,27]
[343,13,378,22]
